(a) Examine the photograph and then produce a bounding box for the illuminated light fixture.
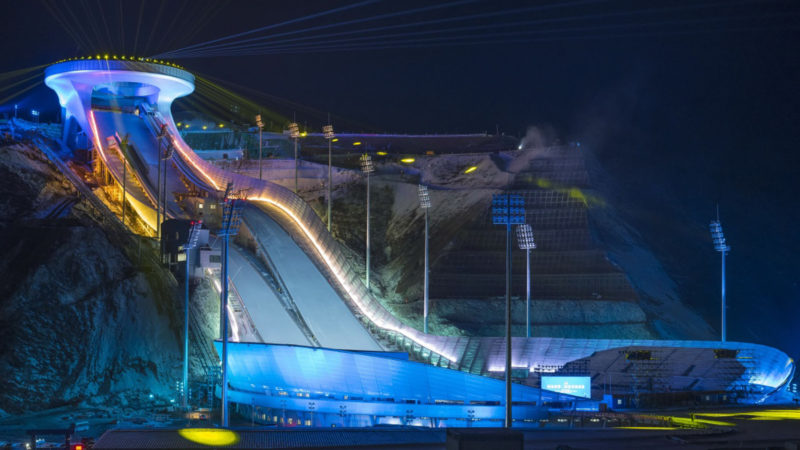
[300,131,308,137]
[323,123,335,231]
[491,193,525,428]
[353,141,362,146]
[121,55,126,60]
[710,212,731,342]
[256,114,264,180]
[178,429,239,446]
[332,138,338,142]
[418,184,431,333]
[288,122,300,192]
[95,54,100,59]
[361,153,375,290]
[177,122,182,127]
[516,223,535,338]
[185,124,190,128]
[112,55,118,59]
[376,151,387,156]
[401,157,415,163]
[464,166,478,174]
[202,125,207,130]
[104,54,109,59]
[218,123,224,128]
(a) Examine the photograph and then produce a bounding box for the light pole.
[709,214,730,342]
[160,141,173,257]
[491,193,525,429]
[255,114,264,180]
[418,184,431,333]
[119,136,128,226]
[182,220,202,410]
[288,122,300,193]
[360,153,374,290]
[516,224,536,338]
[31,109,39,127]
[323,122,335,231]
[219,183,246,427]
[156,124,167,239]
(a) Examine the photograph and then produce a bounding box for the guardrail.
[154,110,465,364]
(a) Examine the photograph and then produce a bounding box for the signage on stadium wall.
[540,376,591,398]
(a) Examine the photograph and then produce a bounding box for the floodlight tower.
[155,124,168,239]
[255,114,264,180]
[288,122,300,193]
[418,184,431,333]
[181,220,202,410]
[491,193,525,429]
[709,214,731,342]
[161,141,173,244]
[323,122,335,231]
[360,153,374,290]
[516,224,536,338]
[219,183,247,427]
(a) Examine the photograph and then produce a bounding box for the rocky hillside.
[296,146,715,341]
[0,142,186,414]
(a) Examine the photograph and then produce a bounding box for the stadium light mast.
[181,220,202,410]
[360,153,374,290]
[516,224,536,338]
[418,184,431,333]
[323,120,335,232]
[156,124,168,240]
[288,122,300,193]
[710,211,731,342]
[255,114,264,180]
[492,193,525,429]
[219,183,246,427]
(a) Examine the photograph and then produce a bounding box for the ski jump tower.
[45,57,194,145]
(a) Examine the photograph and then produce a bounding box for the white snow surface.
[242,207,382,351]
[226,246,311,346]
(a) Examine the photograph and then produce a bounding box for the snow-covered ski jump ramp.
[44,59,794,408]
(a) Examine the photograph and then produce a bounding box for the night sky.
[2,1,799,356]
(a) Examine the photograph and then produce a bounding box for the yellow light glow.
[178,428,239,446]
[353,141,362,146]
[464,166,478,174]
[697,409,800,421]
[185,124,190,128]
[218,124,224,128]
[103,54,109,59]
[332,138,338,142]
[400,158,415,163]
[202,125,208,130]
[249,194,456,361]
[300,131,308,137]
[177,122,182,127]
[141,117,454,361]
[376,151,387,156]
